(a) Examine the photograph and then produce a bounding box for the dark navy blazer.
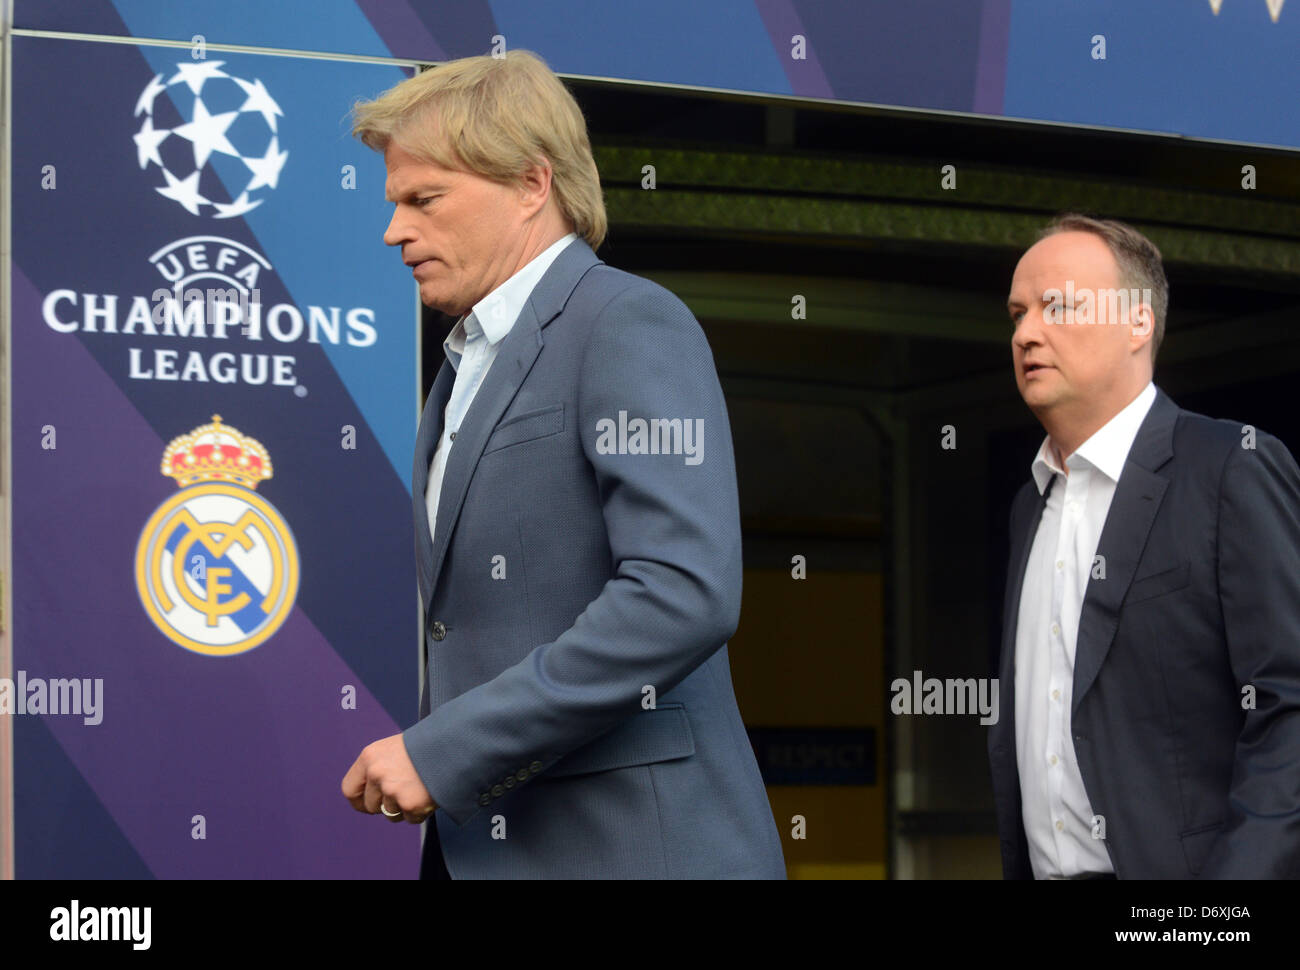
[989,387,1300,878]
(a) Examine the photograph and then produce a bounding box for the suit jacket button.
[431,621,447,641]
[491,784,504,798]
[516,768,530,782]
[529,761,542,774]
[478,793,491,807]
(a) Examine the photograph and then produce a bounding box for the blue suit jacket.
[989,387,1300,878]
[402,237,786,878]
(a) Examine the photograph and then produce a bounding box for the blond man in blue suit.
[340,50,785,879]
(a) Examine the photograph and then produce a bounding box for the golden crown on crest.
[160,415,273,490]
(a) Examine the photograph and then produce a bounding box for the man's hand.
[342,734,437,824]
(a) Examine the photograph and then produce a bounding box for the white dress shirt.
[425,233,577,548]
[1014,381,1156,878]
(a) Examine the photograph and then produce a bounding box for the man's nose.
[383,207,412,248]
[1013,307,1044,350]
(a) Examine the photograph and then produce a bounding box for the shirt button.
[1055,560,1064,570]
[1051,623,1060,636]
[1052,689,1061,701]
[431,621,447,641]
[450,431,457,441]
[1049,754,1058,765]
[1056,820,1065,832]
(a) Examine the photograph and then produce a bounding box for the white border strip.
[11,26,423,69]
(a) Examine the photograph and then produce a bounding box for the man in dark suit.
[339,50,785,878]
[989,213,1300,878]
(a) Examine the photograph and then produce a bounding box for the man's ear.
[517,158,554,213]
[1128,301,1154,358]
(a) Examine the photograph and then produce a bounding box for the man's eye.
[416,196,439,207]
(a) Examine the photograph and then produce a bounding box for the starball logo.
[134,60,288,218]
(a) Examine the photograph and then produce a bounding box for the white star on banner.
[243,136,289,191]
[233,77,284,133]
[213,191,264,219]
[134,73,168,116]
[1209,0,1286,19]
[133,115,170,169]
[167,60,230,96]
[172,97,242,169]
[155,169,210,216]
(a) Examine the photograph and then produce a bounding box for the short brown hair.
[351,50,607,250]
[1039,213,1169,366]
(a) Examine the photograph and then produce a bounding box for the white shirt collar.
[444,233,577,363]
[1030,382,1157,494]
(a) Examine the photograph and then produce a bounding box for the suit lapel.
[1071,388,1178,715]
[413,361,455,597]
[1003,481,1052,677]
[995,478,1053,750]
[426,301,545,608]
[423,237,601,612]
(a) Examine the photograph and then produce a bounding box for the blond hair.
[351,50,606,250]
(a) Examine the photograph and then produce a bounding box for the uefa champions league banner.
[16,0,1300,151]
[7,36,422,877]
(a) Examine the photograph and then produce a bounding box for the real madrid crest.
[135,415,299,656]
